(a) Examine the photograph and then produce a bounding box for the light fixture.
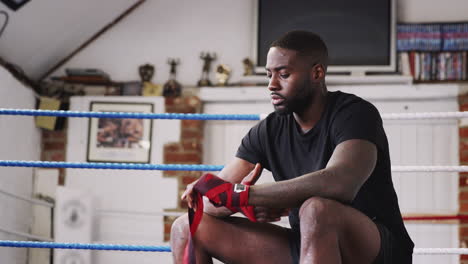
[1,0,30,11]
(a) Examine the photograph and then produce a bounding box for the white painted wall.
[397,0,468,23]
[51,0,256,85]
[0,68,41,263]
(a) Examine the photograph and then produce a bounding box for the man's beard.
[274,83,314,116]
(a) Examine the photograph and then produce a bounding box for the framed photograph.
[87,102,153,163]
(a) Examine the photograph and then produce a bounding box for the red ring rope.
[403,215,468,221]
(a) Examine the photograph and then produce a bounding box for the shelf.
[325,75,413,85]
[239,74,413,86]
[50,76,120,86]
[413,80,468,84]
[199,84,461,103]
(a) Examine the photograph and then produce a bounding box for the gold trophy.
[215,64,232,86]
[242,57,255,76]
[163,58,182,97]
[197,52,217,87]
[139,63,162,96]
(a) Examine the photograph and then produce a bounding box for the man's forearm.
[248,168,356,208]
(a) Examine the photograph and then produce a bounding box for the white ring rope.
[98,209,183,218]
[413,248,468,255]
[0,225,52,241]
[97,209,465,226]
[381,111,468,120]
[392,166,468,172]
[0,188,54,208]
[261,112,468,120]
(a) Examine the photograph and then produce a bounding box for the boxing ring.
[0,108,467,260]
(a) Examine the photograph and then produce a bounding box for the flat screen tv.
[254,0,396,75]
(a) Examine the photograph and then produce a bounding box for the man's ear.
[311,64,325,81]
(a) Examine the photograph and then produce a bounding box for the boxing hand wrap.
[184,173,256,264]
[229,183,257,222]
[189,173,256,235]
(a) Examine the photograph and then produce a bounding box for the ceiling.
[0,0,140,81]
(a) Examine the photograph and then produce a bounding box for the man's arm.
[217,157,257,183]
[248,139,377,208]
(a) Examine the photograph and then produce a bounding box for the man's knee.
[299,197,340,228]
[170,213,218,242]
[170,214,189,243]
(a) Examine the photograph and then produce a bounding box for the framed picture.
[87,102,153,163]
[1,0,30,11]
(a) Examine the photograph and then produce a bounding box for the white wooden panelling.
[385,120,459,214]
[407,223,459,264]
[92,213,174,263]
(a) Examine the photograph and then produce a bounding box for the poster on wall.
[87,102,153,163]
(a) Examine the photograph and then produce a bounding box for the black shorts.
[287,222,412,264]
[373,222,395,264]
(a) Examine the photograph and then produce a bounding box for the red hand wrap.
[183,173,257,264]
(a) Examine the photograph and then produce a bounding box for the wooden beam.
[0,56,41,93]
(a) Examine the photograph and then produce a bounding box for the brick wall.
[163,96,204,241]
[460,94,468,263]
[41,129,67,185]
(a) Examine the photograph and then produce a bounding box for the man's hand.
[181,179,199,210]
[240,162,263,185]
[239,164,290,222]
[181,163,263,209]
[254,207,290,223]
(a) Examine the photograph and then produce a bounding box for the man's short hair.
[270,30,328,69]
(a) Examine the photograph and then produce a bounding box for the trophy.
[215,64,232,86]
[139,63,162,96]
[139,63,154,82]
[242,57,255,76]
[163,58,182,97]
[197,52,217,87]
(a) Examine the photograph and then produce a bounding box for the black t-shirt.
[236,91,414,251]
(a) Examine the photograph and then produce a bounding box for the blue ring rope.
[0,160,223,171]
[0,240,171,252]
[0,109,261,120]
